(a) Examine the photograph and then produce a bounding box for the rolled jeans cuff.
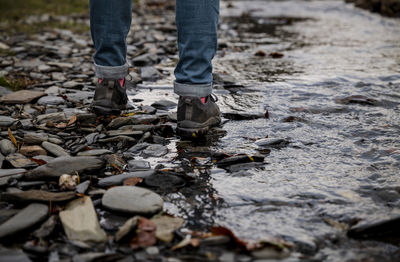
[94,62,129,79]
[173,81,213,97]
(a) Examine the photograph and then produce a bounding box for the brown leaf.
[123,177,143,186]
[269,52,284,58]
[8,128,18,148]
[67,115,77,126]
[130,218,157,249]
[254,50,266,57]
[111,163,123,174]
[55,123,67,129]
[210,226,247,249]
[171,235,200,251]
[30,157,47,165]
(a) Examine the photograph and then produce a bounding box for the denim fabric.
[90,0,219,96]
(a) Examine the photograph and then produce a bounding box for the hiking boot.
[90,79,128,115]
[176,95,221,138]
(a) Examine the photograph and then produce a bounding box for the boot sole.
[90,105,121,116]
[176,117,221,138]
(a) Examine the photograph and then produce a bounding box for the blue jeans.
[90,0,219,97]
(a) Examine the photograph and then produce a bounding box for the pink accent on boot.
[98,78,102,84]
[119,79,125,87]
[200,97,207,104]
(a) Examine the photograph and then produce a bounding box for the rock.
[102,186,163,215]
[107,130,143,137]
[77,149,112,157]
[0,203,48,238]
[127,143,150,153]
[0,139,17,155]
[71,253,123,262]
[0,209,20,224]
[128,160,151,171]
[25,156,104,180]
[119,124,154,132]
[251,247,290,259]
[131,115,158,125]
[23,132,49,144]
[97,170,155,187]
[0,86,12,96]
[1,190,76,203]
[0,248,32,262]
[5,153,37,168]
[0,90,45,104]
[33,215,58,238]
[200,235,231,246]
[142,144,168,157]
[51,72,66,81]
[151,215,185,242]
[223,112,264,120]
[37,96,65,106]
[36,112,66,124]
[347,215,400,240]
[0,116,17,128]
[144,173,185,189]
[0,153,4,168]
[115,216,139,242]
[103,154,126,170]
[0,169,26,187]
[141,66,161,81]
[62,80,82,89]
[60,196,107,243]
[19,145,47,157]
[132,53,158,66]
[76,181,90,194]
[107,117,131,129]
[217,154,264,168]
[254,138,289,148]
[42,141,70,157]
[59,174,77,191]
[151,100,177,110]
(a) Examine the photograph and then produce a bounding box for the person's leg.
[174,0,220,97]
[90,0,132,79]
[174,0,221,137]
[89,0,132,115]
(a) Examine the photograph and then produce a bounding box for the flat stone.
[36,112,66,124]
[128,160,151,171]
[0,248,32,262]
[144,173,185,189]
[25,156,104,180]
[0,90,45,104]
[60,196,107,243]
[119,124,154,132]
[131,115,158,125]
[107,130,143,137]
[151,215,184,242]
[77,149,112,156]
[62,80,82,88]
[115,216,139,242]
[0,203,48,238]
[32,215,58,238]
[141,66,161,81]
[1,190,76,203]
[19,145,47,157]
[0,209,20,224]
[97,170,155,187]
[0,116,17,128]
[151,100,176,110]
[0,153,4,168]
[348,215,400,239]
[42,141,70,157]
[127,143,150,153]
[5,153,37,168]
[76,181,91,194]
[142,144,168,157]
[23,132,49,144]
[37,96,65,106]
[0,139,16,155]
[254,138,289,148]
[0,169,26,177]
[51,72,66,81]
[102,186,163,215]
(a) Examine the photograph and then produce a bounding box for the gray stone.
[33,215,58,238]
[0,139,16,155]
[119,124,154,132]
[0,203,48,238]
[141,66,161,81]
[42,141,70,157]
[5,153,37,168]
[36,112,66,124]
[115,216,139,242]
[0,86,12,96]
[51,72,66,81]
[1,190,76,203]
[97,170,155,187]
[37,96,65,106]
[254,138,288,148]
[76,181,91,194]
[107,130,143,137]
[102,186,163,215]
[128,160,151,171]
[127,143,150,153]
[60,196,107,243]
[131,115,158,125]
[19,145,47,157]
[25,156,104,180]
[0,248,32,262]
[63,80,82,89]
[0,116,17,128]
[0,209,20,224]
[151,100,177,110]
[132,53,158,66]
[77,149,112,156]
[142,144,168,157]
[23,132,49,144]
[0,90,45,104]
[0,152,4,168]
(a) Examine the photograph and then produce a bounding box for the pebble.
[142,144,168,157]
[0,90,45,104]
[141,66,161,81]
[128,160,151,171]
[115,216,139,242]
[0,248,32,262]
[60,196,107,243]
[42,141,70,157]
[19,145,47,157]
[37,95,65,106]
[0,116,17,128]
[102,186,163,215]
[33,215,58,238]
[0,203,48,238]
[5,153,37,168]
[97,170,155,187]
[0,139,17,155]
[75,180,90,194]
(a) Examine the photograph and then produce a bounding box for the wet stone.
[127,142,150,153]
[128,160,151,171]
[25,156,104,180]
[141,66,161,81]
[60,196,107,243]
[0,248,32,262]
[144,173,185,189]
[33,215,58,238]
[77,149,112,156]
[37,96,65,106]
[97,170,155,187]
[0,203,48,239]
[151,100,177,110]
[19,145,47,157]
[347,215,400,240]
[102,186,163,215]
[254,138,289,148]
[23,132,49,144]
[0,139,17,155]
[42,141,70,157]
[140,105,157,114]
[0,209,20,224]
[217,154,264,168]
[75,180,90,194]
[0,116,17,128]
[0,90,46,104]
[1,190,76,203]
[5,153,37,168]
[36,112,66,124]
[107,130,143,137]
[115,216,139,242]
[142,144,168,157]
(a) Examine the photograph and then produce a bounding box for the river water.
[131,0,400,261]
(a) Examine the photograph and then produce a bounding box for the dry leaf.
[269,52,284,58]
[121,112,136,117]
[171,235,200,251]
[130,218,157,249]
[30,157,47,165]
[8,128,18,148]
[55,123,67,129]
[111,163,123,174]
[210,226,246,249]
[123,177,143,186]
[67,115,77,126]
